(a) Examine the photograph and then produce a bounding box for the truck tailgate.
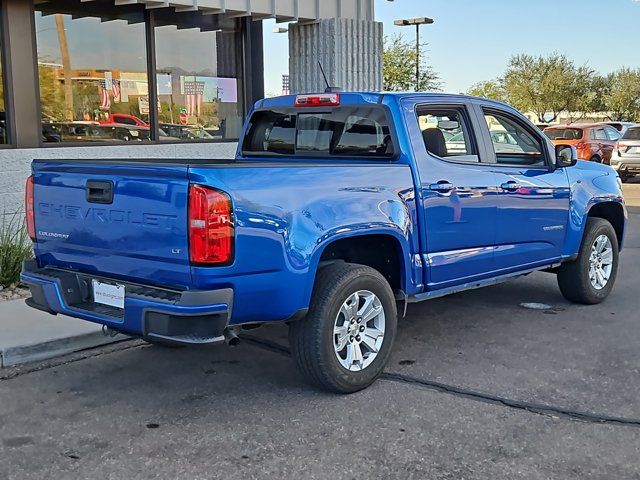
[32,161,192,288]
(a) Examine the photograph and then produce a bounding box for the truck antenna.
[318,61,343,93]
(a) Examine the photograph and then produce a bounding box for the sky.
[263,0,640,95]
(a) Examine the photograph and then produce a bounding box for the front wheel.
[289,263,397,393]
[557,218,619,304]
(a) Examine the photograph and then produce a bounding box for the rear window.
[622,127,640,141]
[242,107,395,158]
[545,128,583,140]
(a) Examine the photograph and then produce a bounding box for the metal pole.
[415,24,420,91]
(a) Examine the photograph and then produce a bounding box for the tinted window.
[417,108,477,161]
[242,107,394,158]
[484,111,545,166]
[544,128,583,140]
[622,127,640,141]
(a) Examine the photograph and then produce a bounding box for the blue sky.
[264,0,640,95]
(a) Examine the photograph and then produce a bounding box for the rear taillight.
[188,184,234,266]
[25,176,36,242]
[295,93,340,107]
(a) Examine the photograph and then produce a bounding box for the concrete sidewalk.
[0,299,120,368]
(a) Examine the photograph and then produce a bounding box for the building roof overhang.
[73,0,374,23]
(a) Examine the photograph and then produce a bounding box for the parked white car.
[611,125,640,182]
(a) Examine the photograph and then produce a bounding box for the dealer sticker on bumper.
[92,280,125,309]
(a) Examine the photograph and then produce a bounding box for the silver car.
[611,125,640,182]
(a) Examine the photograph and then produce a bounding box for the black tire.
[557,218,619,305]
[590,155,602,163]
[289,263,397,394]
[620,174,633,183]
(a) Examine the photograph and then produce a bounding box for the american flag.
[99,80,111,110]
[183,80,205,117]
[112,79,121,103]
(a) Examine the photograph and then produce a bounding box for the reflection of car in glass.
[544,124,621,165]
[100,114,149,128]
[204,128,222,139]
[48,123,149,143]
[42,123,62,143]
[159,123,197,140]
[189,127,215,140]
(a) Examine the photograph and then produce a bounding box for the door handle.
[429,181,455,192]
[500,181,521,192]
[86,180,114,204]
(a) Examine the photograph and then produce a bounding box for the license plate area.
[92,280,125,309]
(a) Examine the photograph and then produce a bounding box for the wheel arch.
[306,231,411,305]
[587,201,626,248]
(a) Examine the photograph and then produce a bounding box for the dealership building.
[0,0,381,218]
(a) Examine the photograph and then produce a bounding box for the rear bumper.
[20,260,233,345]
[611,156,640,173]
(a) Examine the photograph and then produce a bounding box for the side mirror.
[556,145,578,168]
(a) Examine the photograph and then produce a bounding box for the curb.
[0,331,120,369]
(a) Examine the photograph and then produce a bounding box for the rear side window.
[242,107,394,158]
[544,128,583,140]
[622,127,640,141]
[416,107,478,162]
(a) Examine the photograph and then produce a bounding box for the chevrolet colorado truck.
[21,92,627,393]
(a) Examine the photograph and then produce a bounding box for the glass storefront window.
[155,26,242,142]
[35,8,149,144]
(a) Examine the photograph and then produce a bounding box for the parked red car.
[544,123,621,164]
[99,113,149,128]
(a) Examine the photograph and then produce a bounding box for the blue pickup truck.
[21,92,627,393]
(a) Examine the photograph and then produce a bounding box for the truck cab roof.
[256,91,517,115]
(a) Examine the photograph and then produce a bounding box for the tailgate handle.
[86,180,114,204]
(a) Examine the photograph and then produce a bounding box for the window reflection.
[0,32,6,144]
[35,9,150,143]
[155,26,242,142]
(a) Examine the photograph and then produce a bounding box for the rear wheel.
[289,263,397,393]
[557,218,619,304]
[590,155,602,163]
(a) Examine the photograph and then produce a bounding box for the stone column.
[289,18,383,94]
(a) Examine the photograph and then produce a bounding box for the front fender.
[563,162,626,258]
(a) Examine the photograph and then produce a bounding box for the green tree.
[38,64,66,121]
[503,53,594,123]
[604,68,640,122]
[383,34,441,92]
[467,79,507,103]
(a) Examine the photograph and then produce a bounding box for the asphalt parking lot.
[1,184,639,480]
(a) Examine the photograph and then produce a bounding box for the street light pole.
[394,17,434,92]
[415,24,420,91]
